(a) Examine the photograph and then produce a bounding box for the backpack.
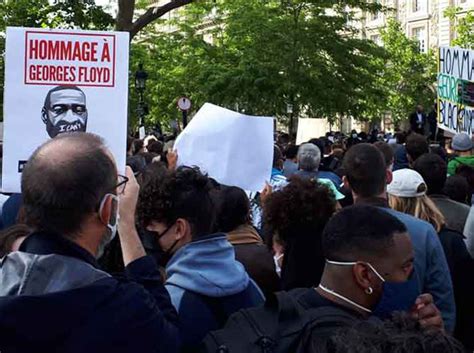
[200,289,356,353]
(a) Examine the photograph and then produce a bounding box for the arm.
[118,167,181,351]
[118,166,147,266]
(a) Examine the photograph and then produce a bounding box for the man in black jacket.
[409,105,427,135]
[0,133,180,353]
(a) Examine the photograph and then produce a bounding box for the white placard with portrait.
[2,27,129,192]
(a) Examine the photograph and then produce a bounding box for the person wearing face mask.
[305,205,443,351]
[200,206,444,353]
[0,133,180,353]
[138,166,265,352]
[342,143,455,332]
[263,177,337,291]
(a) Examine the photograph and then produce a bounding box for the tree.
[131,0,387,130]
[378,19,437,124]
[116,0,196,39]
[445,6,474,49]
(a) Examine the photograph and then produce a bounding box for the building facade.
[362,0,474,52]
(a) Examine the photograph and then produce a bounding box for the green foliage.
[46,0,114,30]
[131,0,389,130]
[445,6,474,49]
[378,19,437,124]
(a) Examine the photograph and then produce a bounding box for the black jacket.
[409,111,427,134]
[0,232,180,353]
[438,227,474,350]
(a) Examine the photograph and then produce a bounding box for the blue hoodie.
[165,234,265,350]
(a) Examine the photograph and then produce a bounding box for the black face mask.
[157,239,180,268]
[46,119,87,138]
[153,222,179,268]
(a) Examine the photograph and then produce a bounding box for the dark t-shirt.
[293,288,365,353]
[297,288,362,319]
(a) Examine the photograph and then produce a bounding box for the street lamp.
[135,63,148,129]
[287,103,294,136]
[135,63,148,91]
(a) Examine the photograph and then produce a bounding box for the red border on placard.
[24,30,116,88]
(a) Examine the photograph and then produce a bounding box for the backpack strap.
[294,305,358,353]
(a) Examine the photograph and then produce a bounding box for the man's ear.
[41,107,49,124]
[386,169,393,185]
[174,218,192,242]
[342,175,350,190]
[352,262,372,291]
[99,195,113,226]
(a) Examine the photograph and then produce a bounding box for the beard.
[46,119,87,138]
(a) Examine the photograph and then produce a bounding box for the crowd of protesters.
[0,120,473,353]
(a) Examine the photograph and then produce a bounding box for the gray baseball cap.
[452,133,473,152]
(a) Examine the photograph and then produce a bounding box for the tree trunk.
[116,0,135,32]
[116,0,195,40]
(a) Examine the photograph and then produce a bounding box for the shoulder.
[165,284,186,311]
[381,208,438,241]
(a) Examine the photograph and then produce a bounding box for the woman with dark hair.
[216,186,280,295]
[263,177,336,290]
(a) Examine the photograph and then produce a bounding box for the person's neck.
[352,191,387,205]
[72,232,100,259]
[71,220,104,258]
[317,271,370,317]
[458,151,472,157]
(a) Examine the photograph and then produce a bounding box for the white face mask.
[97,194,120,258]
[274,253,284,277]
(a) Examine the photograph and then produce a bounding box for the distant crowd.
[0,120,473,353]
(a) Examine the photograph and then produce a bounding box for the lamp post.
[287,103,294,136]
[135,63,148,131]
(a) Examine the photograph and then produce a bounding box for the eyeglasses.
[116,175,129,194]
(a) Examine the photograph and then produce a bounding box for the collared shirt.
[20,231,99,268]
[417,113,423,124]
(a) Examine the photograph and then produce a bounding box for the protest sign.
[437,46,474,135]
[2,27,129,192]
[296,118,331,145]
[174,103,274,192]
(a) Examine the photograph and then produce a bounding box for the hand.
[119,166,140,226]
[167,149,178,171]
[118,166,146,266]
[260,182,272,205]
[411,293,444,332]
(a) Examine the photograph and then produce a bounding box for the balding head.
[22,133,117,237]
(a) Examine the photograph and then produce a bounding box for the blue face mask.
[326,260,420,319]
[371,269,420,320]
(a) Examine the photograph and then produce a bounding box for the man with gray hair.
[297,143,321,175]
[294,143,345,202]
